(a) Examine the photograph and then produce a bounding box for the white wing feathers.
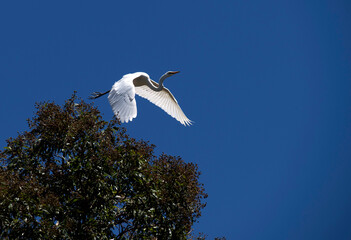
[135,79,192,126]
[108,76,137,123]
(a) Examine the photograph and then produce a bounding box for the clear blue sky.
[1,1,351,239]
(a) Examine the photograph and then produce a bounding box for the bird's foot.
[88,92,103,100]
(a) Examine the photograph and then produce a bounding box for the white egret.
[89,71,192,126]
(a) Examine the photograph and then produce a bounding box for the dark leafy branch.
[0,93,209,239]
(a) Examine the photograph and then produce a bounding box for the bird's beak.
[170,71,180,74]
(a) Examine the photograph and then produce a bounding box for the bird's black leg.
[88,90,111,100]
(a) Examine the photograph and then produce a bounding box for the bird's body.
[89,71,192,126]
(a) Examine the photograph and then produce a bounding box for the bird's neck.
[147,73,168,92]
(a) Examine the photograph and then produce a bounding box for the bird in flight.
[89,71,192,126]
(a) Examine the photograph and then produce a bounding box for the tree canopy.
[0,94,208,239]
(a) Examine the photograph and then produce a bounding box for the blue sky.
[1,1,351,239]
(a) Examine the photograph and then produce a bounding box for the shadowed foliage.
[0,93,208,239]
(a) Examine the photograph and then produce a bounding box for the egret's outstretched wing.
[108,75,137,123]
[134,77,192,126]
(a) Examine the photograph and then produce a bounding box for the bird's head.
[166,71,180,76]
[159,71,180,83]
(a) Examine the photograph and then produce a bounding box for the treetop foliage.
[0,93,208,239]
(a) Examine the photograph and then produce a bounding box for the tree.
[0,93,207,239]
